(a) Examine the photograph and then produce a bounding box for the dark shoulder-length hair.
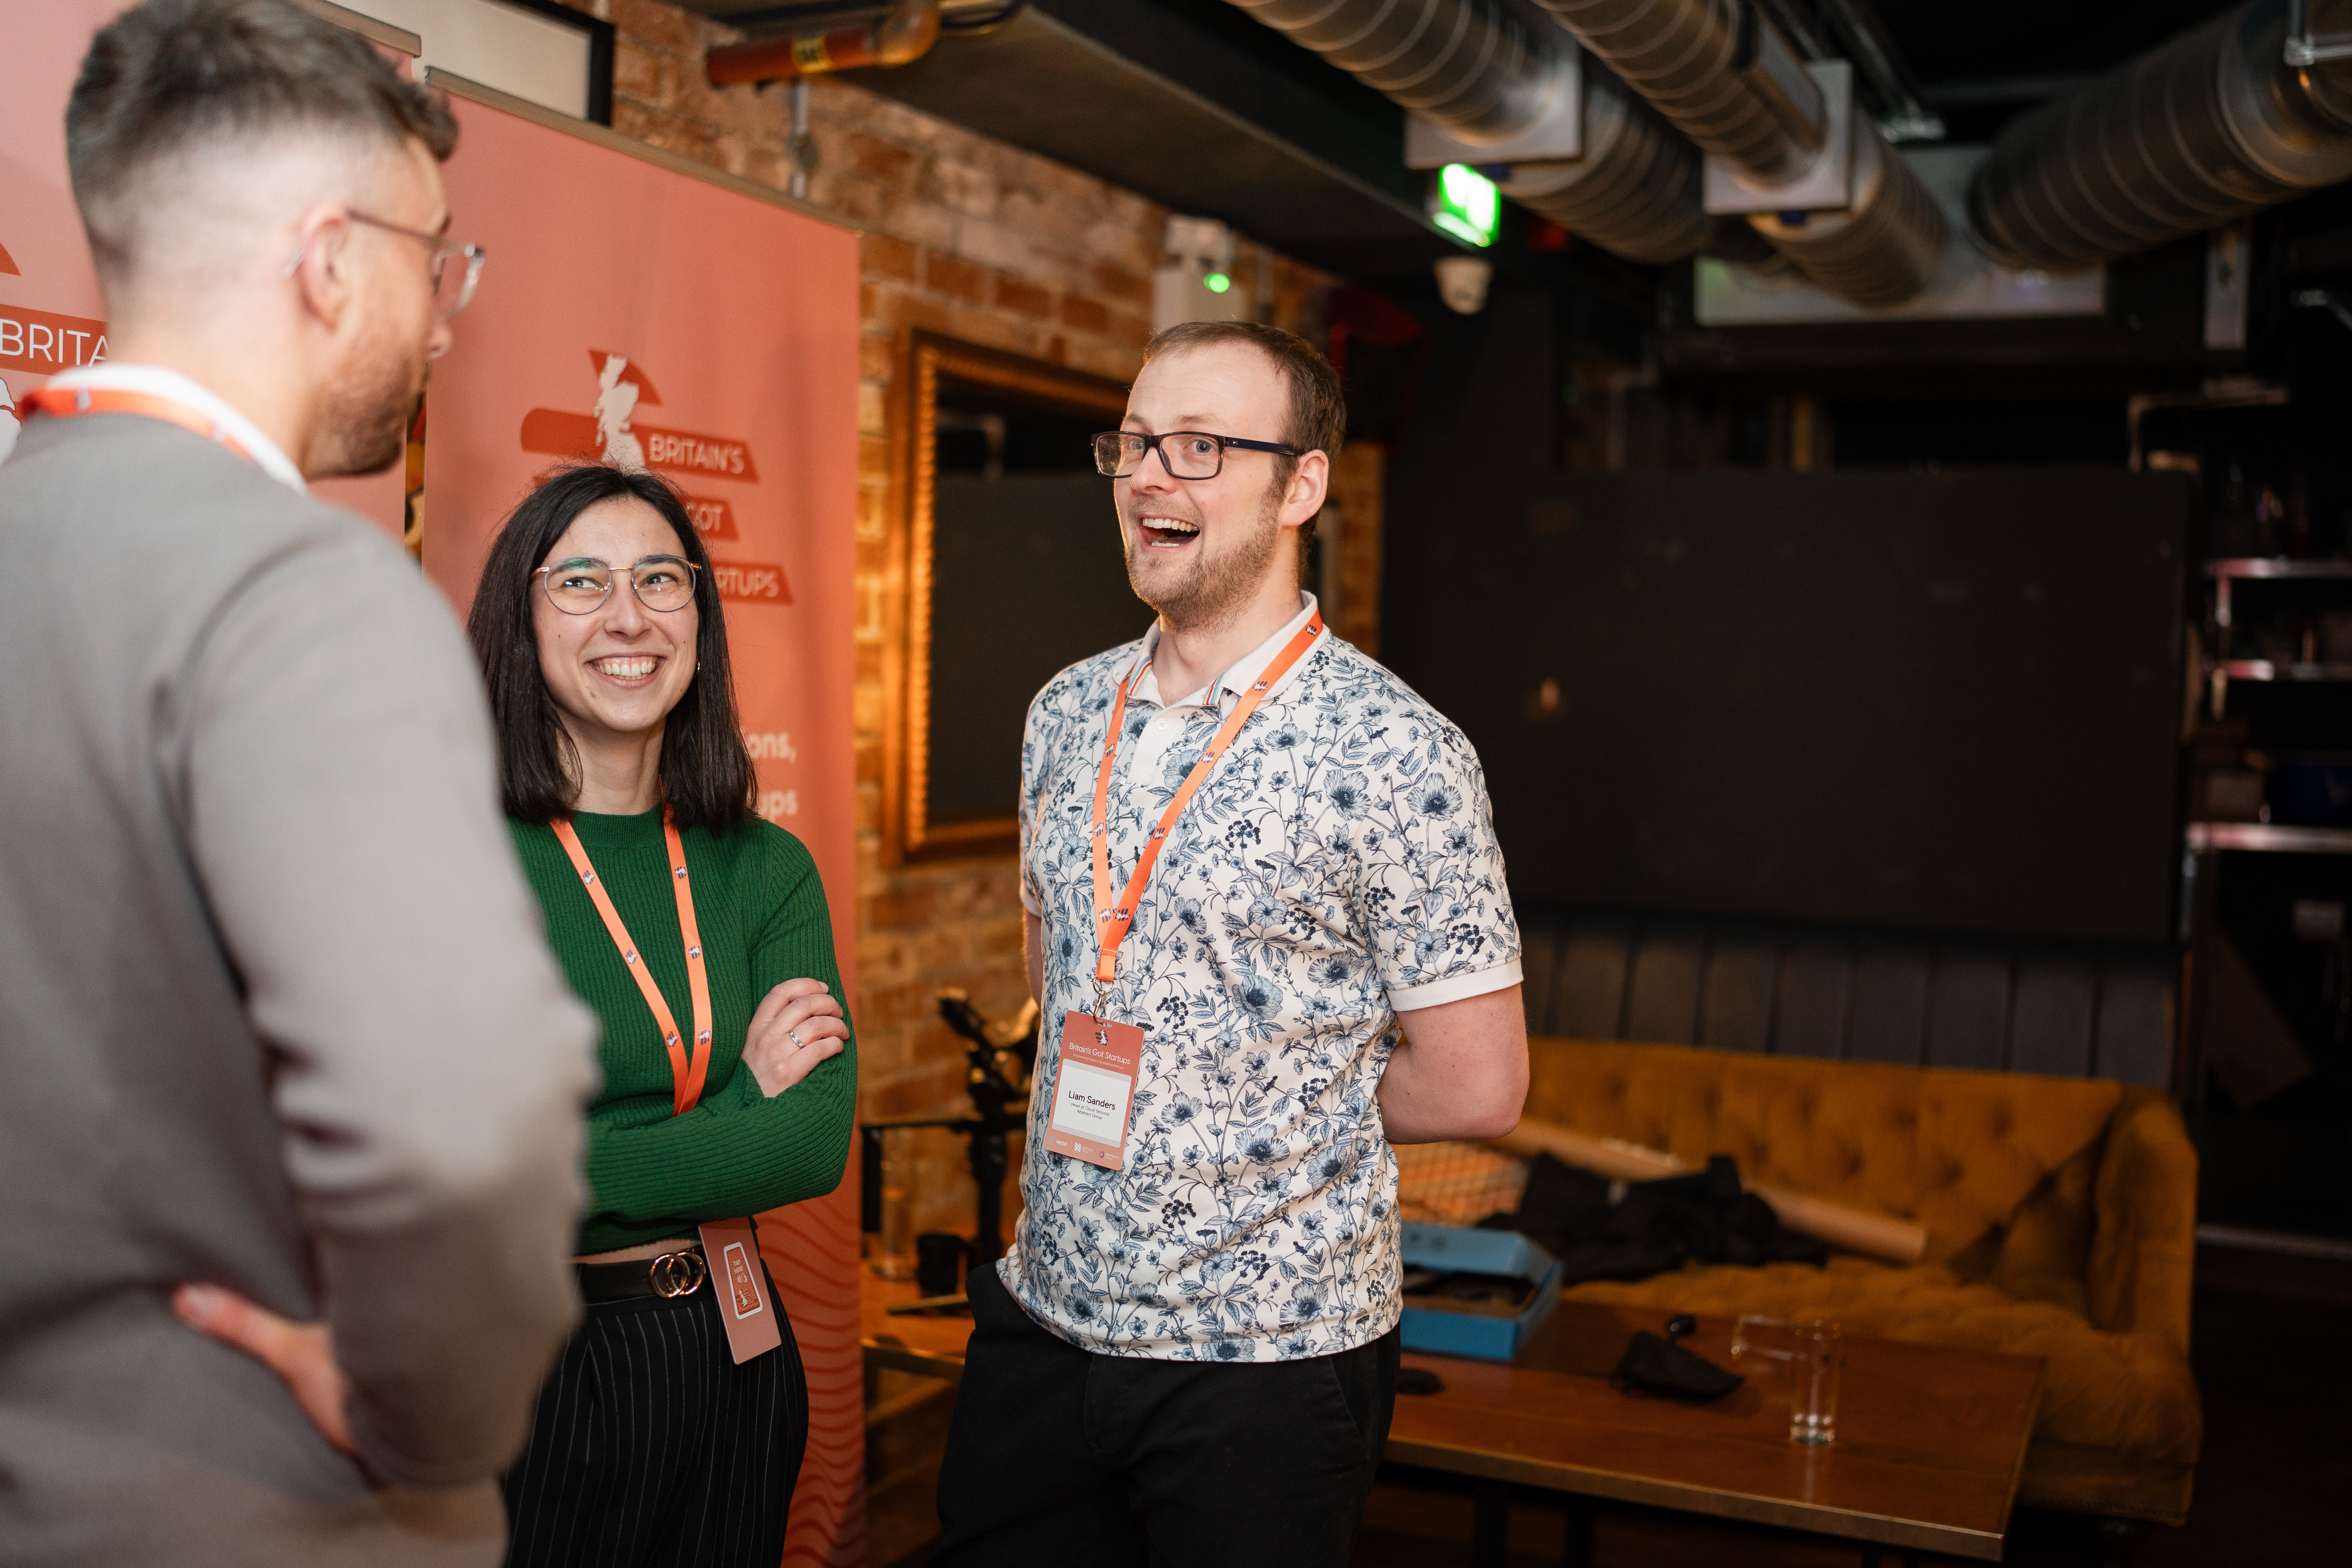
[466,463,758,831]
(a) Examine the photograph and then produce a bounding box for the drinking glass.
[1732,1315,1844,1446]
[1790,1323,1843,1446]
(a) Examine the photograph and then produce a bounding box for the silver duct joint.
[1530,0,1947,306]
[1536,0,1822,182]
[1498,66,1722,263]
[1968,0,2352,271]
[1751,114,1947,307]
[1230,0,1725,263]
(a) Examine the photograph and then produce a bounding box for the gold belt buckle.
[649,1247,707,1298]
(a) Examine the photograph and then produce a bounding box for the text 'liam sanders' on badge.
[1046,1012,1144,1170]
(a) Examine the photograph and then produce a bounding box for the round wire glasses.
[534,555,701,615]
[344,210,486,318]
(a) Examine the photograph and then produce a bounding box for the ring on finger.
[787,1027,807,1050]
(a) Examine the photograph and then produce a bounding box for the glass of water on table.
[1732,1315,1844,1447]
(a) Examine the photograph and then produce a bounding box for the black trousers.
[501,1267,808,1568]
[933,1260,1400,1568]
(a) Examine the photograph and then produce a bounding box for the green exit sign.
[1430,163,1500,248]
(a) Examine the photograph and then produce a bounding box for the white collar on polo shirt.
[1129,590,1324,713]
[45,363,307,495]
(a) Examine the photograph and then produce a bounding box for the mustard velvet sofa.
[1522,1037,2201,1526]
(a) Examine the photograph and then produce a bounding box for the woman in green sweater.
[466,463,855,1567]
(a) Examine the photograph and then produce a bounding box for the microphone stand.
[860,990,1037,1272]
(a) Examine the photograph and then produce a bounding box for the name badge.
[1046,1011,1144,1170]
[697,1215,783,1364]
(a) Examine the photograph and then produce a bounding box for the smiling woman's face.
[532,494,700,755]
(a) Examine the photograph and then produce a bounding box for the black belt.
[577,1244,707,1304]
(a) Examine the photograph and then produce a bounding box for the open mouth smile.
[1139,514,1200,550]
[589,654,663,687]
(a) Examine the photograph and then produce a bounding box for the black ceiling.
[834,0,1468,278]
[674,0,2272,281]
[1879,0,2239,87]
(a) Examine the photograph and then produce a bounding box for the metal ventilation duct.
[1228,0,1723,262]
[1537,0,1820,180]
[1529,0,1947,305]
[1227,0,1567,142]
[1498,67,1721,263]
[1969,0,2352,270]
[1751,112,1947,306]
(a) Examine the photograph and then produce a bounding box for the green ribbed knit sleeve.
[580,824,856,1235]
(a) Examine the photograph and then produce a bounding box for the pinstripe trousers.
[501,1272,808,1568]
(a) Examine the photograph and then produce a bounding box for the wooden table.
[861,1271,978,1382]
[859,1275,2043,1566]
[1387,1301,2041,1566]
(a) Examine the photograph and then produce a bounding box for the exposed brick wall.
[557,0,1344,1238]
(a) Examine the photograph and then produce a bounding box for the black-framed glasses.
[346,210,487,318]
[533,555,701,615]
[1092,429,1302,481]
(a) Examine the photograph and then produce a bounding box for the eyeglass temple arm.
[1098,433,1301,455]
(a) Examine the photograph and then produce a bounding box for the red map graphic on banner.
[520,349,763,480]
[515,350,777,579]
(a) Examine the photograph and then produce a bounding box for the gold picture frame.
[883,332,1131,867]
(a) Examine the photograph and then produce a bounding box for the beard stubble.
[1123,472,1286,634]
[310,311,428,479]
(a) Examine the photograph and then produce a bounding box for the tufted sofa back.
[1518,906,2178,1088]
[1523,1037,2194,1349]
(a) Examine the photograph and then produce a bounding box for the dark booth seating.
[1517,906,2178,1089]
[1506,906,2200,1526]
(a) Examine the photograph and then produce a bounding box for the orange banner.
[683,493,742,540]
[424,89,863,1566]
[714,559,796,604]
[0,303,107,375]
[519,407,766,483]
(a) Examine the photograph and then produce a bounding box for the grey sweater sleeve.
[175,527,599,1488]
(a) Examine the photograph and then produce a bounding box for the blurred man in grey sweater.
[0,3,597,1562]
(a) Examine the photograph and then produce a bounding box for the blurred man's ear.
[286,208,357,334]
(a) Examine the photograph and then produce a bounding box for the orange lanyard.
[551,813,715,1116]
[16,385,256,463]
[1090,613,1324,990]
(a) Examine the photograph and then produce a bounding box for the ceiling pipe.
[1227,0,1723,263]
[1230,0,1568,141]
[1496,66,1727,263]
[1968,0,2352,271]
[1537,0,1825,181]
[707,0,942,87]
[1528,0,1947,305]
[1750,111,1945,302]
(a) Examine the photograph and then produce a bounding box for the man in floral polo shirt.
[934,322,1528,1566]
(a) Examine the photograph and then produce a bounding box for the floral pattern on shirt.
[1005,622,1520,1360]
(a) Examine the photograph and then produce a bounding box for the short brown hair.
[1142,321,1346,572]
[68,0,459,285]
